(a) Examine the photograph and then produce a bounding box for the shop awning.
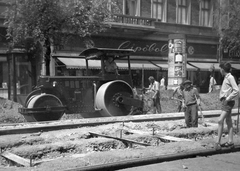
[57,58,101,69]
[231,64,240,70]
[57,57,168,70]
[187,62,220,71]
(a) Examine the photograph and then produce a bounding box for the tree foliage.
[214,0,240,51]
[4,0,115,51]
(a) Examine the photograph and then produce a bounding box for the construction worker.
[171,83,184,112]
[145,76,162,114]
[182,80,201,127]
[104,57,119,75]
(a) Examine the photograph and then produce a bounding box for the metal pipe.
[93,82,101,111]
[65,145,240,171]
[12,53,17,102]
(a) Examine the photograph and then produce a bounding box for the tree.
[214,0,240,55]
[4,0,115,78]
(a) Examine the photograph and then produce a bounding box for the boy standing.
[215,62,239,149]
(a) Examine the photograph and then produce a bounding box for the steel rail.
[0,109,238,136]
[64,145,240,171]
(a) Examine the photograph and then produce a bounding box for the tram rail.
[0,109,239,135]
[64,145,240,171]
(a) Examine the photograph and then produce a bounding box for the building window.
[123,0,141,16]
[176,0,191,25]
[200,0,213,27]
[151,0,167,22]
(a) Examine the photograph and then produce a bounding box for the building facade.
[54,0,221,92]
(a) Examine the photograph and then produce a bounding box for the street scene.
[0,0,240,171]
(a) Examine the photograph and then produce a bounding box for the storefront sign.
[222,47,240,61]
[93,37,169,57]
[118,41,168,54]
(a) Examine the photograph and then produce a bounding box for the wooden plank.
[124,129,192,142]
[124,129,149,135]
[89,132,151,146]
[1,151,31,167]
[155,135,192,142]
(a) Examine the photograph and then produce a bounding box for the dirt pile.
[0,97,25,123]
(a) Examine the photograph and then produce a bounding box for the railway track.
[0,109,239,135]
[1,109,240,171]
[64,145,240,171]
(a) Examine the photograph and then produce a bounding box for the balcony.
[113,14,157,27]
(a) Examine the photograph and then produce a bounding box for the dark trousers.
[153,97,162,114]
[177,101,182,112]
[184,103,198,127]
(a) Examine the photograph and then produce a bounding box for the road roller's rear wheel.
[24,94,64,122]
[95,80,133,117]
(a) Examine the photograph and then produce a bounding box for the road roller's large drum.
[95,80,133,117]
[24,93,64,122]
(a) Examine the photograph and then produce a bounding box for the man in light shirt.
[215,62,239,150]
[145,76,162,114]
[160,76,165,90]
[208,74,217,93]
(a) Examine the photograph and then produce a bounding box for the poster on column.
[174,66,183,77]
[168,53,175,64]
[168,65,174,77]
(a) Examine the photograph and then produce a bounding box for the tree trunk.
[49,38,55,76]
[39,40,46,76]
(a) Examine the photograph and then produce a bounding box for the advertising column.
[168,34,187,89]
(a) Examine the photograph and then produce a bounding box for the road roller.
[18,48,143,122]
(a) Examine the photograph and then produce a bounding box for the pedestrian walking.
[145,76,162,114]
[182,80,201,127]
[208,74,217,93]
[215,62,239,150]
[171,83,184,112]
[160,76,165,90]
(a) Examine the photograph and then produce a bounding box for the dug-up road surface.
[1,112,240,171]
[119,151,240,171]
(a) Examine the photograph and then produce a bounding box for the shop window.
[167,0,176,24]
[199,0,213,27]
[191,0,200,26]
[123,0,141,16]
[176,0,191,25]
[151,0,167,22]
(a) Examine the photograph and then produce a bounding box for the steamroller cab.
[19,48,143,122]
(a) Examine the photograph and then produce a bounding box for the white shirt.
[160,78,165,87]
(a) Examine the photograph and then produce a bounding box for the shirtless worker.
[171,83,184,112]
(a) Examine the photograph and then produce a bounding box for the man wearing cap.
[145,76,162,114]
[182,80,201,127]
